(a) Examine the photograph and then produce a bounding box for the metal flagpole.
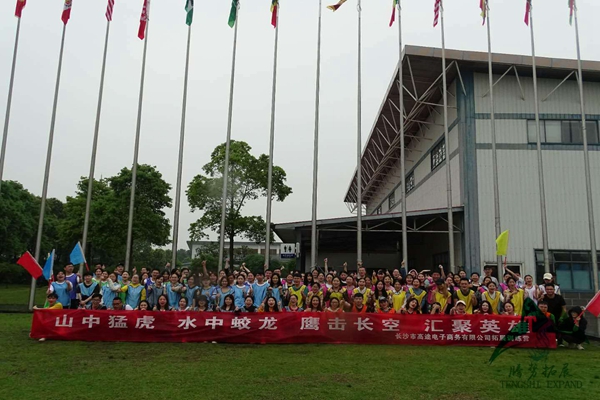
[310,0,323,269]
[265,3,280,266]
[528,1,550,274]
[125,6,151,272]
[573,1,599,292]
[440,1,455,272]
[172,25,192,269]
[398,1,407,270]
[81,19,111,268]
[0,16,22,194]
[356,0,363,262]
[28,25,67,310]
[485,2,503,273]
[218,1,240,271]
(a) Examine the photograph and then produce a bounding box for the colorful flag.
[568,0,575,26]
[496,230,510,256]
[16,251,43,280]
[106,0,114,21]
[271,0,278,28]
[433,0,441,27]
[480,0,487,25]
[389,0,398,27]
[62,0,72,25]
[327,0,347,12]
[43,250,55,281]
[585,290,600,317]
[15,0,26,18]
[185,0,194,26]
[70,242,88,271]
[139,0,150,40]
[524,0,531,26]
[228,0,238,28]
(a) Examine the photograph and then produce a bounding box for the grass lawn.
[0,314,599,400]
[0,284,47,312]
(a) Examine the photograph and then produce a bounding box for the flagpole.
[125,9,151,272]
[528,1,550,274]
[310,0,323,269]
[397,1,407,270]
[356,0,363,263]
[81,19,111,269]
[172,24,192,269]
[440,1,455,272]
[265,4,280,267]
[28,24,68,310]
[218,1,240,271]
[573,1,599,292]
[0,16,22,194]
[485,2,502,273]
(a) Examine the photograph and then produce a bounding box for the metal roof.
[343,45,600,207]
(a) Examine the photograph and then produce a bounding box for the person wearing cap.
[538,273,561,296]
[433,279,452,314]
[375,297,395,314]
[450,300,467,315]
[452,278,477,314]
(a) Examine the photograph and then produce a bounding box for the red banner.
[30,310,555,347]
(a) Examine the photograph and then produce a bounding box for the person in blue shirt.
[185,276,198,308]
[101,272,122,309]
[165,273,184,310]
[76,272,100,309]
[48,271,73,308]
[268,273,285,309]
[214,276,233,310]
[252,272,270,308]
[232,275,249,308]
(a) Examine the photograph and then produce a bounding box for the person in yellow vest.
[452,278,477,314]
[503,277,527,316]
[353,278,372,306]
[287,273,308,308]
[391,280,407,312]
[408,278,427,312]
[433,279,452,314]
[482,281,504,314]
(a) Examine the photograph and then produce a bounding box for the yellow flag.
[496,230,509,256]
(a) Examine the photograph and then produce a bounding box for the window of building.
[388,192,395,210]
[431,139,446,170]
[535,250,597,291]
[527,120,599,145]
[375,206,382,215]
[406,172,415,193]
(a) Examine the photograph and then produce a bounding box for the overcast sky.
[1,0,599,248]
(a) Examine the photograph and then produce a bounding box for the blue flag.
[43,250,55,281]
[70,242,86,265]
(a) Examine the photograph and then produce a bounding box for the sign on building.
[280,243,296,259]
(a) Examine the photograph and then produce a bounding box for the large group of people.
[35,258,589,349]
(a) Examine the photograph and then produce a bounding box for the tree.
[60,164,172,266]
[187,141,292,263]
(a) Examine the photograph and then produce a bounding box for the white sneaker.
[576,344,584,350]
[38,338,46,342]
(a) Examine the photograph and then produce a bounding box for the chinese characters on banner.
[31,310,556,348]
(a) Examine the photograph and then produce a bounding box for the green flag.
[228,0,239,28]
[185,0,194,26]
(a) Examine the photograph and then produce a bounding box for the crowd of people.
[35,259,589,349]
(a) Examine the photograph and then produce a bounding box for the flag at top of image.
[185,0,194,26]
[480,0,487,25]
[568,0,575,26]
[433,0,440,27]
[139,0,150,40]
[228,0,239,28]
[389,0,398,27]
[62,0,72,25]
[106,0,114,21]
[271,0,278,28]
[327,0,347,12]
[15,0,26,18]
[524,0,531,25]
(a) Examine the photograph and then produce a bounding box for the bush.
[0,262,34,284]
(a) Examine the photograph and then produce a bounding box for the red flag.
[480,0,487,25]
[524,0,531,26]
[585,291,600,317]
[433,0,441,27]
[17,251,43,280]
[15,0,26,18]
[271,0,278,28]
[62,0,72,25]
[389,0,398,27]
[106,0,115,22]
[138,0,150,40]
